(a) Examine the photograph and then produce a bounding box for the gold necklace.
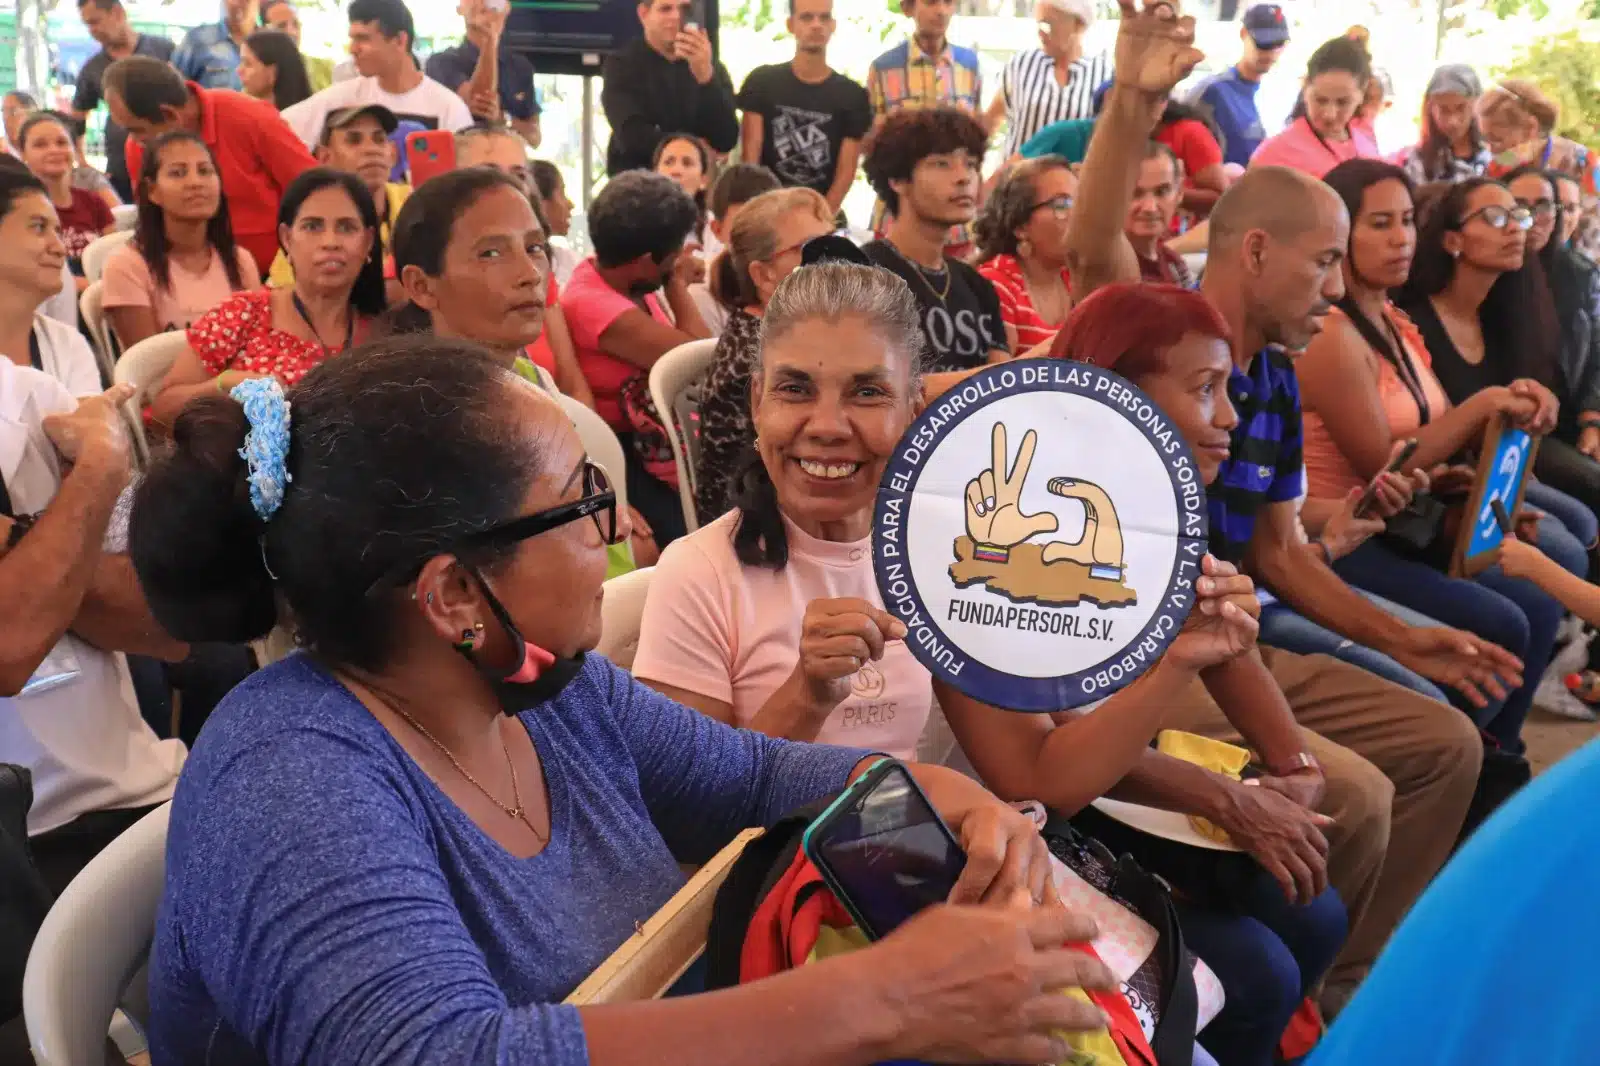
[392,704,548,844]
[885,237,952,304]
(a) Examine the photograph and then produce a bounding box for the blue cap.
[1243,3,1290,48]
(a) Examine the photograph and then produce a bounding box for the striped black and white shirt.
[999,49,1114,160]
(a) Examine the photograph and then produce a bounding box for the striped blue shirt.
[1209,347,1304,563]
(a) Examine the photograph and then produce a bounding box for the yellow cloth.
[268,182,410,287]
[1156,730,1252,845]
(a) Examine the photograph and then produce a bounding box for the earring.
[1018,238,1033,259]
[453,621,486,653]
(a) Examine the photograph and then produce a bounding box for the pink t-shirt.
[559,257,670,430]
[634,510,934,758]
[1250,116,1381,178]
[101,243,261,335]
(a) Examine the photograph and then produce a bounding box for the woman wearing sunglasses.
[692,186,838,525]
[126,338,1112,1066]
[976,155,1078,354]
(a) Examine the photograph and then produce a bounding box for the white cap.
[1041,0,1095,27]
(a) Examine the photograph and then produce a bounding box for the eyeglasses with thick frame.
[1515,197,1557,218]
[369,461,620,596]
[1462,204,1534,232]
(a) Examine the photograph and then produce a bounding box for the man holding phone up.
[426,0,543,149]
[601,0,739,176]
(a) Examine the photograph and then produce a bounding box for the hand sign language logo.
[966,423,1059,560]
[951,422,1136,609]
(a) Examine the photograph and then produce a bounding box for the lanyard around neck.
[291,291,353,358]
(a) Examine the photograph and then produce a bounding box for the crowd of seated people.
[6,0,1600,1061]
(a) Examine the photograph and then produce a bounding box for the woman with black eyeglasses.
[125,337,1108,1066]
[976,155,1078,355]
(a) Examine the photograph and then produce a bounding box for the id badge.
[19,643,83,698]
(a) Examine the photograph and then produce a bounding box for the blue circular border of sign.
[872,361,1210,712]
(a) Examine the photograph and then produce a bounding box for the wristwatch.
[4,513,37,551]
[1270,752,1323,777]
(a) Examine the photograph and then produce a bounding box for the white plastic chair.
[597,565,653,671]
[557,393,629,516]
[1182,252,1208,282]
[113,332,188,465]
[23,803,171,1066]
[648,338,717,534]
[110,204,138,232]
[77,281,116,386]
[80,230,133,284]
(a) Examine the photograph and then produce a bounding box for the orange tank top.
[1302,304,1452,498]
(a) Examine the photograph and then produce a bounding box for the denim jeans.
[1525,480,1599,549]
[1179,877,1347,1066]
[1334,514,1588,750]
[1258,596,1450,704]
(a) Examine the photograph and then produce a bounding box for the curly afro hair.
[863,106,989,217]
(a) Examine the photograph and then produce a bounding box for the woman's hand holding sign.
[1166,554,1261,673]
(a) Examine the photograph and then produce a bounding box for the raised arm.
[1065,0,1202,303]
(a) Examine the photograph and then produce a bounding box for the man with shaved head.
[1064,0,1497,1016]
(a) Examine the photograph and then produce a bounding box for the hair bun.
[129,395,278,644]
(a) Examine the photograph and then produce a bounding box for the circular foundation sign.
[873,361,1209,711]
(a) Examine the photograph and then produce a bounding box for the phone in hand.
[1354,437,1421,518]
[1491,497,1514,535]
[683,0,705,31]
[802,758,967,941]
[406,129,457,188]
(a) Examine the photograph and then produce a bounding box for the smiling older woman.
[633,262,1343,1066]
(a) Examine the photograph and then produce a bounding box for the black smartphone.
[1354,438,1421,517]
[684,0,706,31]
[1491,497,1514,535]
[802,759,967,941]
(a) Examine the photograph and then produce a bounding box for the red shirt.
[55,188,114,261]
[187,289,357,386]
[977,254,1070,354]
[125,84,316,278]
[1156,118,1223,184]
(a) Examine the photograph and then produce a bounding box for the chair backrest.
[77,282,115,387]
[597,565,652,670]
[81,230,134,285]
[565,826,759,1005]
[557,393,629,516]
[110,204,138,232]
[23,803,170,1066]
[648,338,718,534]
[113,332,188,466]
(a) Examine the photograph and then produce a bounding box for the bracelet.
[215,372,230,393]
[1580,415,1600,430]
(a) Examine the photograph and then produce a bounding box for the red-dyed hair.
[1049,282,1231,380]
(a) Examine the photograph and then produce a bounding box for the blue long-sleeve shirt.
[148,653,865,1065]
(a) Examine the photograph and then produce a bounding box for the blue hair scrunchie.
[230,378,292,522]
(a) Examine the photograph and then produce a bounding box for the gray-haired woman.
[977,156,1078,353]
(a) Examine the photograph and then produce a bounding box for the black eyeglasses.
[461,461,620,552]
[1031,194,1074,219]
[1516,198,1557,218]
[1462,204,1534,232]
[368,461,620,595]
